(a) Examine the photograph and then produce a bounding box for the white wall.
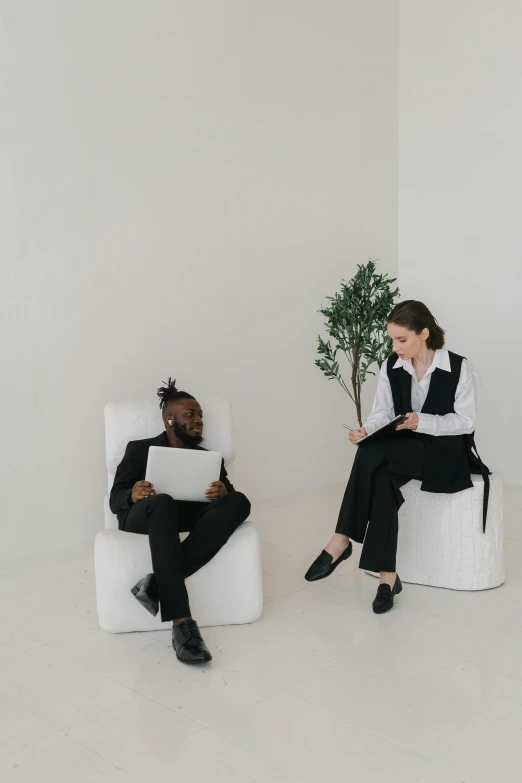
[399,0,522,484]
[0,1,398,561]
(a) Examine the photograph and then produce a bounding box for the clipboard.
[357,414,407,444]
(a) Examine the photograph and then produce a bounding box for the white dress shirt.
[363,349,479,437]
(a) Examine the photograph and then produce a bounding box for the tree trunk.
[354,375,362,427]
[351,358,363,427]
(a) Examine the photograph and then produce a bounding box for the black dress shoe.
[172,619,212,664]
[372,575,403,614]
[305,542,353,582]
[131,573,159,617]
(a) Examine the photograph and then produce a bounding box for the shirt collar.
[393,348,450,378]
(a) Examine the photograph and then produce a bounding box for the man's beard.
[173,421,203,447]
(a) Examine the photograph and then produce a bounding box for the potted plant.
[316,260,399,427]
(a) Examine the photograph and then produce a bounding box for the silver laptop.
[145,446,222,503]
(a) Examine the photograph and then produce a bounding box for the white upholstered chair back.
[103,398,235,529]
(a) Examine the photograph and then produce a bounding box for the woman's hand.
[349,427,367,445]
[396,413,419,431]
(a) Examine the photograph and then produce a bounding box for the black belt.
[468,434,491,533]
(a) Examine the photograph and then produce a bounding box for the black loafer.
[305,542,353,582]
[172,619,212,664]
[131,573,159,617]
[372,575,403,614]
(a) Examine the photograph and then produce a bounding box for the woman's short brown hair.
[387,300,445,351]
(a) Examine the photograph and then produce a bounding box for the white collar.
[393,348,451,378]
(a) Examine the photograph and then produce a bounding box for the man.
[110,378,251,664]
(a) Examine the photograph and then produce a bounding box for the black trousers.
[336,436,425,573]
[124,491,251,622]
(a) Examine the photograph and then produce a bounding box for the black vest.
[386,351,491,530]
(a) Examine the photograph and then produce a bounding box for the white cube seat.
[367,473,504,590]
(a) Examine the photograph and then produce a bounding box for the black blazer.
[110,432,235,529]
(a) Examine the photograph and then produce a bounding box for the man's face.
[166,399,204,446]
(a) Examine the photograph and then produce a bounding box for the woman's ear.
[420,327,430,343]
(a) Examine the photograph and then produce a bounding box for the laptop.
[145,446,223,503]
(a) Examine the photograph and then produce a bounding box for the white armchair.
[94,398,263,633]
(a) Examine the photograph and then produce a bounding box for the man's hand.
[131,481,156,503]
[205,481,227,501]
[396,413,419,431]
[349,427,368,445]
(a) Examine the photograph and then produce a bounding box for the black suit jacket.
[110,432,235,529]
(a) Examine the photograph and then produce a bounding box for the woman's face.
[387,322,429,361]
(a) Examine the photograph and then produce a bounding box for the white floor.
[1,484,522,783]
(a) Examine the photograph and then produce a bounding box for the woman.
[305,300,490,614]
